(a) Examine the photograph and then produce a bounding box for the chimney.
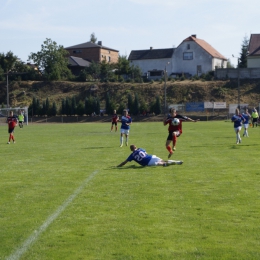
[191,34,197,38]
[150,47,153,50]
[98,41,102,46]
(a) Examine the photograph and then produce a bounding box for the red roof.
[248,34,260,56]
[181,35,227,60]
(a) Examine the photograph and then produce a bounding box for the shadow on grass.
[106,165,146,170]
[82,146,114,149]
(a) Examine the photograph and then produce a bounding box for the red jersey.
[7,116,17,129]
[165,115,188,133]
[112,113,119,123]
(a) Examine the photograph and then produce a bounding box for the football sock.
[166,145,172,153]
[172,135,177,147]
[120,136,123,145]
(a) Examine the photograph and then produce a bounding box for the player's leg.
[115,122,117,132]
[165,135,173,158]
[125,134,129,146]
[111,122,113,132]
[120,133,123,147]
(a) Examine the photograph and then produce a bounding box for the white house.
[173,35,227,76]
[247,34,260,68]
[128,47,174,79]
[128,35,227,78]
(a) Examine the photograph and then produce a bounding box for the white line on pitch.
[6,170,98,260]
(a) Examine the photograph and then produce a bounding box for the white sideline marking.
[6,171,98,260]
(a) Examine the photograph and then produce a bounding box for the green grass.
[1,121,260,260]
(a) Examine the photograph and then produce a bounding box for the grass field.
[1,121,260,260]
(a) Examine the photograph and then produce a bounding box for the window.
[73,50,82,53]
[150,71,163,77]
[108,56,111,62]
[183,52,193,60]
[187,44,190,50]
[197,65,202,73]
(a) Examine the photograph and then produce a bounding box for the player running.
[110,110,119,132]
[7,111,18,144]
[163,108,199,158]
[117,144,183,167]
[231,108,246,144]
[119,109,132,147]
[242,108,251,137]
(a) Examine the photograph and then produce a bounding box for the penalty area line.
[6,170,99,260]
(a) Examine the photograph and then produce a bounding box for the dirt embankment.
[0,79,260,109]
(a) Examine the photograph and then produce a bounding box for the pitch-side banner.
[213,102,226,109]
[204,102,226,109]
[186,102,204,112]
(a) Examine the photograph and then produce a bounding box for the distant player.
[163,108,199,158]
[119,109,132,147]
[7,111,18,144]
[18,111,24,128]
[231,108,245,144]
[242,108,251,137]
[110,110,119,132]
[117,144,183,167]
[251,108,259,127]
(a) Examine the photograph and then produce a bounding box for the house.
[128,35,227,79]
[247,34,260,68]
[65,41,119,64]
[173,35,227,76]
[67,56,91,76]
[128,47,174,79]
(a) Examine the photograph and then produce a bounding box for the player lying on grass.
[117,144,183,167]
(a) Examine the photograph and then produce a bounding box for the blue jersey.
[242,113,250,124]
[127,148,152,166]
[231,114,245,128]
[121,115,132,130]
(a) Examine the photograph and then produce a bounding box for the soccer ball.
[171,118,180,126]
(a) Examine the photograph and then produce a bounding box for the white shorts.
[243,124,249,129]
[148,155,162,166]
[121,129,130,135]
[234,126,242,132]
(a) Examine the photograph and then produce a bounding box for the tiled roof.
[68,56,91,67]
[248,34,260,56]
[128,48,175,60]
[182,36,227,60]
[65,41,119,52]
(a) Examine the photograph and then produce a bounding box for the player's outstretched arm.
[117,160,128,167]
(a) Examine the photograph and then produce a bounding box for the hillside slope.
[0,79,260,109]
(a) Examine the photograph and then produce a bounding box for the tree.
[65,97,71,116]
[226,59,234,68]
[46,97,50,115]
[116,55,131,76]
[90,33,97,43]
[105,93,112,114]
[28,38,72,80]
[127,93,134,113]
[238,35,249,68]
[51,102,57,116]
[85,61,100,80]
[76,101,85,116]
[0,51,18,73]
[71,96,77,115]
[133,93,140,115]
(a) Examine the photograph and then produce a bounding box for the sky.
[0,0,259,67]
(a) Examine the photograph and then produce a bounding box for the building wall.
[130,58,172,76]
[247,57,260,68]
[215,68,260,79]
[66,47,101,62]
[100,49,118,63]
[172,41,216,76]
